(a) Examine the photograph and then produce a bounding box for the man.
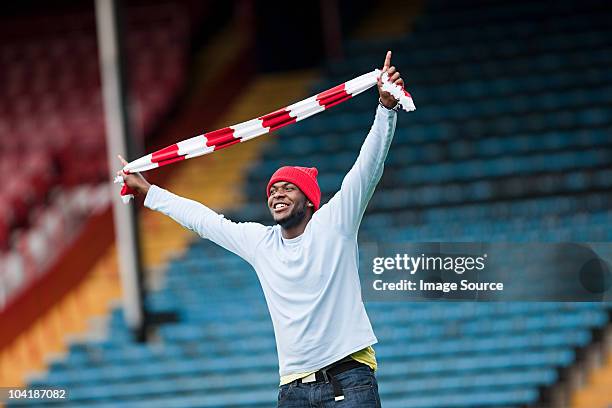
[118,51,403,407]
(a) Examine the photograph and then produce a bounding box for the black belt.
[295,358,367,402]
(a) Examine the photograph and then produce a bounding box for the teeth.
[275,203,288,209]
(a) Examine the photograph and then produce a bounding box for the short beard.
[277,201,308,229]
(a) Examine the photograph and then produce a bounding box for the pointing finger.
[383,50,392,70]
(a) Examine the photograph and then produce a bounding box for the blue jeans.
[277,366,382,407]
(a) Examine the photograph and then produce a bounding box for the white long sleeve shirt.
[144,105,397,377]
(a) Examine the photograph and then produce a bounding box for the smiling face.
[268,181,311,229]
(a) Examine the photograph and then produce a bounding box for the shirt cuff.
[376,102,397,117]
[144,185,164,209]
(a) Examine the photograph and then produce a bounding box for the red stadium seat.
[0,1,192,287]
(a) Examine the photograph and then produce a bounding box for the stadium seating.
[15,246,610,407]
[0,3,193,306]
[0,3,190,250]
[239,0,612,244]
[8,0,612,407]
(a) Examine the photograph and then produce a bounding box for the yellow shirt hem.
[279,346,377,386]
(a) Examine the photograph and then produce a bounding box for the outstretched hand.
[117,155,151,195]
[377,50,404,109]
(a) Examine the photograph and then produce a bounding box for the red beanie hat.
[267,166,321,211]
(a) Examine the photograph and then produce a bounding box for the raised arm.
[117,156,267,263]
[315,51,403,236]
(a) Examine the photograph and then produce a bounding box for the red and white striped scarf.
[116,69,415,202]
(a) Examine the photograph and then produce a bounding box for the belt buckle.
[301,373,317,383]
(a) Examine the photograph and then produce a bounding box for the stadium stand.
[0,2,192,302]
[4,0,612,407]
[0,2,244,390]
[240,0,612,244]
